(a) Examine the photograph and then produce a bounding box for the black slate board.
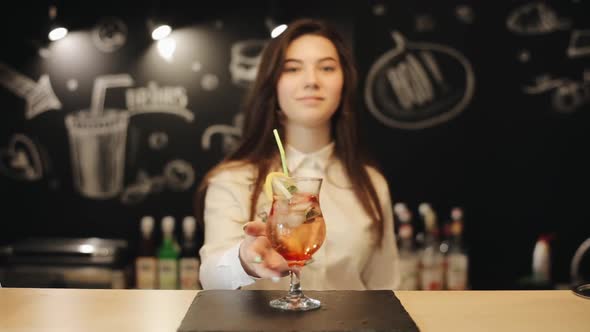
[178,290,420,332]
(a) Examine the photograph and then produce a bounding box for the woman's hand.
[239,221,290,279]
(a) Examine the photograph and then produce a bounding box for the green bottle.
[158,216,178,289]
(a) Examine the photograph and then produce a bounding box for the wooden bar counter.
[1,288,589,331]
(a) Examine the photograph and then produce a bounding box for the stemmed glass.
[266,176,326,311]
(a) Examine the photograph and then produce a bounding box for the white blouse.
[199,142,400,290]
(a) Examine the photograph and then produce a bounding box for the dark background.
[1,0,589,289]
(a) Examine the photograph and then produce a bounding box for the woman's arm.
[198,171,256,289]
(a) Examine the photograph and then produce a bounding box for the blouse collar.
[285,142,335,174]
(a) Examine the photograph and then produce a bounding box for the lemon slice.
[264,172,293,200]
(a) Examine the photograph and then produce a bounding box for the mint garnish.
[305,207,320,220]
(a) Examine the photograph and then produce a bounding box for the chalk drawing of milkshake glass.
[65,75,133,199]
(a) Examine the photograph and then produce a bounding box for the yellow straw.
[273,129,289,176]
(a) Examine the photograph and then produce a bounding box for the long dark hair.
[195,18,385,244]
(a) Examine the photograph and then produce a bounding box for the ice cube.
[273,199,289,215]
[284,212,306,228]
[290,200,313,213]
[272,178,293,199]
[289,192,310,204]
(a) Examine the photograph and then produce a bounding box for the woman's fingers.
[243,220,267,237]
[261,249,290,276]
[240,220,290,278]
[244,236,289,278]
[250,235,272,258]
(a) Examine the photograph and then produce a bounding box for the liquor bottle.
[394,203,419,290]
[162,215,181,254]
[418,203,444,290]
[135,216,157,289]
[179,216,202,290]
[532,234,552,284]
[445,207,469,290]
[158,216,179,289]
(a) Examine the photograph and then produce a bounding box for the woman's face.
[277,34,344,128]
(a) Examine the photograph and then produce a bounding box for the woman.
[196,18,400,290]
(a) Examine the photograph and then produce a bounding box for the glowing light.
[78,244,94,254]
[270,24,287,38]
[48,27,68,41]
[151,24,172,40]
[157,37,176,61]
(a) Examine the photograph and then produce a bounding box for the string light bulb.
[47,5,68,41]
[151,24,172,40]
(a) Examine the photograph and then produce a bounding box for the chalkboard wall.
[1,0,589,289]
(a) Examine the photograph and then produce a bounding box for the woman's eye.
[321,66,336,72]
[283,67,300,72]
